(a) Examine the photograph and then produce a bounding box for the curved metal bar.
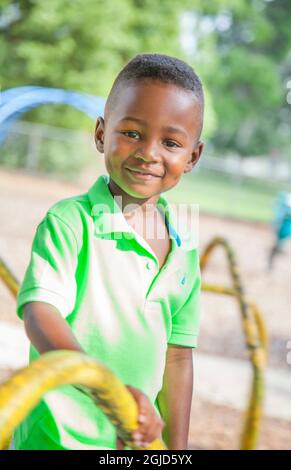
[0,258,19,298]
[200,237,267,450]
[202,283,268,353]
[0,87,105,143]
[0,350,166,450]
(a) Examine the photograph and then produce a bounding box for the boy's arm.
[23,301,85,354]
[156,344,193,450]
[24,301,164,449]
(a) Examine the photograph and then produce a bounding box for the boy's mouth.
[125,167,161,180]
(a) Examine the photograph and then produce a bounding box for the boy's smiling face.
[95,80,203,207]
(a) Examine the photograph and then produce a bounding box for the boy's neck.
[108,177,160,216]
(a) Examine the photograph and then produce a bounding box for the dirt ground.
[0,167,290,450]
[189,398,291,450]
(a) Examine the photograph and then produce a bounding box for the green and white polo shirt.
[14,174,201,450]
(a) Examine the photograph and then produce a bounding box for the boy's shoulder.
[45,174,109,225]
[47,192,90,221]
[43,193,93,247]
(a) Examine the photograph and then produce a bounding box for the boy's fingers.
[145,417,165,445]
[148,417,164,439]
[125,385,164,446]
[126,385,143,400]
[126,386,152,424]
[126,386,149,412]
[159,418,165,430]
[136,394,149,411]
[132,414,152,442]
[138,414,146,424]
[128,386,149,407]
[116,436,125,450]
[133,414,163,445]
[139,422,160,447]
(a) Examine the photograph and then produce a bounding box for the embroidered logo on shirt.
[180,275,187,285]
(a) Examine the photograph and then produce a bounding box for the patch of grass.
[165,169,291,223]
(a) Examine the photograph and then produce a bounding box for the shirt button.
[92,207,104,217]
[146,261,153,270]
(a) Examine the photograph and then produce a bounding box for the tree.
[1,0,291,156]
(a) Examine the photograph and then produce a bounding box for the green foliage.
[0,128,93,177]
[1,0,291,157]
[198,0,291,156]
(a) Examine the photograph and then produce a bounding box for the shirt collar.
[88,174,196,250]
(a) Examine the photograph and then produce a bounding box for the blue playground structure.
[269,191,291,267]
[0,86,105,143]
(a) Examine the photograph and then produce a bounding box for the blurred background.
[0,0,290,450]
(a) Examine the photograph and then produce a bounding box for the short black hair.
[105,53,204,119]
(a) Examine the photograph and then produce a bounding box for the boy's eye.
[122,131,140,139]
[164,140,181,148]
[121,132,181,148]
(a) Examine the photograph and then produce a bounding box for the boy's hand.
[116,385,164,449]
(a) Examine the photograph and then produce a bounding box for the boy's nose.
[134,142,160,162]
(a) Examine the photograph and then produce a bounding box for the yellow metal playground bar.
[0,236,267,450]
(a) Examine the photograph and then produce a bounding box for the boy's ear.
[95,116,105,153]
[184,141,203,173]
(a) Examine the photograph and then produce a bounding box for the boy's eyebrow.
[162,126,188,138]
[119,116,146,125]
[119,116,188,137]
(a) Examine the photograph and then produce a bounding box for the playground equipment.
[0,349,166,451]
[0,237,267,451]
[0,86,105,144]
[269,192,291,268]
[200,237,267,450]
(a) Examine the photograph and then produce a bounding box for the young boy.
[13,53,204,450]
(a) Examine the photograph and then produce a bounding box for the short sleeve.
[168,252,201,348]
[16,213,78,320]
